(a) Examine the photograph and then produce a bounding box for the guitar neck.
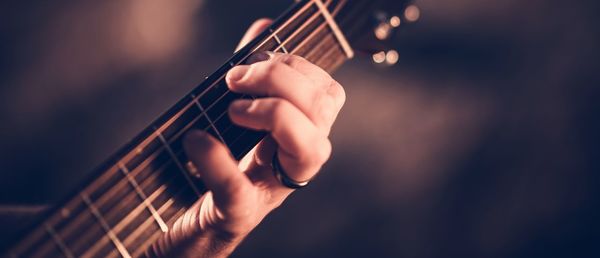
[5,0,355,257]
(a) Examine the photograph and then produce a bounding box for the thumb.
[236,18,273,51]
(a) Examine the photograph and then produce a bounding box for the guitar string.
[79,0,324,208]
[90,0,339,225]
[220,1,349,152]
[22,1,345,257]
[113,7,346,258]
[93,20,342,258]
[89,2,348,256]
[27,150,185,256]
[25,2,344,256]
[36,0,370,255]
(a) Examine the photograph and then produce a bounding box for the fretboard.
[4,0,355,257]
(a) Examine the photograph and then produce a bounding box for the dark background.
[1,0,599,257]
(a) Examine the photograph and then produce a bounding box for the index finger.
[236,18,273,51]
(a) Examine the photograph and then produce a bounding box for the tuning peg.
[372,49,399,66]
[373,13,402,41]
[403,4,421,23]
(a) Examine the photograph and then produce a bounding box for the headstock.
[334,0,420,65]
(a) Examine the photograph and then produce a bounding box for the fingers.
[229,98,332,182]
[263,53,333,86]
[226,60,319,122]
[236,18,273,51]
[183,131,253,210]
[226,54,345,130]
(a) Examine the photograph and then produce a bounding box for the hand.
[146,18,346,257]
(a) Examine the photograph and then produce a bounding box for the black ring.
[272,152,310,189]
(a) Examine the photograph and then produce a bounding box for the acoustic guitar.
[2,0,413,257]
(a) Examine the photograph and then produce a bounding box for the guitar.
[2,0,413,257]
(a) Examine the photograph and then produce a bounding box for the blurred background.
[1,0,599,257]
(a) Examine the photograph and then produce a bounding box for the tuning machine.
[373,4,420,41]
[354,4,420,66]
[373,13,401,41]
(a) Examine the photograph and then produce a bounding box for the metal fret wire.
[98,0,347,255]
[32,4,340,258]
[15,0,349,256]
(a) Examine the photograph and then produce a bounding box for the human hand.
[146,18,346,257]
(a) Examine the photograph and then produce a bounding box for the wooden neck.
[5,0,353,257]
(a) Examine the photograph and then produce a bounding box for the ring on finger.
[271,152,311,189]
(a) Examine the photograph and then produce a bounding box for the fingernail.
[229,99,253,113]
[226,65,250,83]
[246,51,274,64]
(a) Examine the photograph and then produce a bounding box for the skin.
[146,18,346,257]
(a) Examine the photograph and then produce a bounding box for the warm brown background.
[1,0,598,257]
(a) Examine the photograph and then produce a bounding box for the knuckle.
[262,60,280,74]
[316,138,332,164]
[330,80,346,103]
[262,99,292,132]
[223,176,247,196]
[269,99,292,118]
[278,54,307,69]
[321,96,337,122]
[257,62,285,85]
[299,136,331,167]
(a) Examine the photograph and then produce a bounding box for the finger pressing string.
[183,131,253,210]
[228,98,331,183]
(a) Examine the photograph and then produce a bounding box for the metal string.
[19,0,350,256]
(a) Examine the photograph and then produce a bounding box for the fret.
[303,27,346,71]
[81,183,169,257]
[161,104,203,142]
[192,97,227,144]
[273,1,324,52]
[44,223,75,258]
[128,187,193,257]
[206,91,241,121]
[131,205,187,257]
[52,200,106,256]
[81,193,132,258]
[320,33,349,72]
[18,224,65,257]
[118,162,169,233]
[278,6,326,54]
[87,168,128,208]
[270,28,290,53]
[311,0,354,58]
[198,80,228,108]
[4,0,366,255]
[81,155,189,257]
[156,129,202,196]
[292,0,348,73]
[250,0,319,54]
[150,183,196,224]
[20,231,63,258]
[132,150,172,190]
[122,206,179,256]
[125,137,162,172]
